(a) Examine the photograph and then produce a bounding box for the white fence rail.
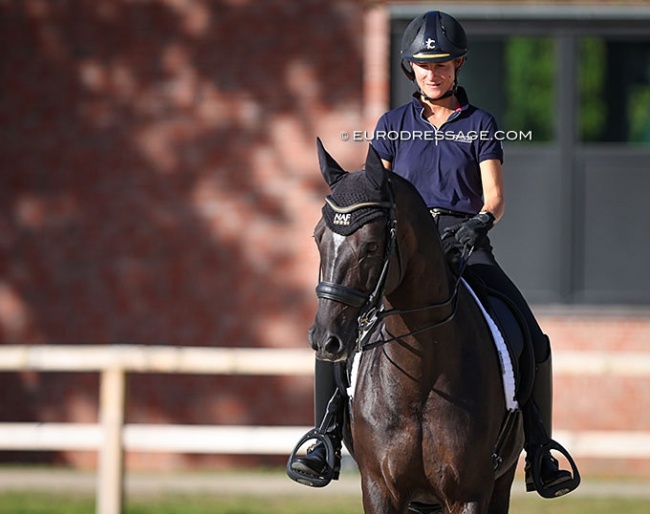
[1,345,650,514]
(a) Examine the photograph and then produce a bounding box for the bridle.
[315,180,470,352]
[315,188,398,320]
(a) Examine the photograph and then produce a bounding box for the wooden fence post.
[97,366,126,514]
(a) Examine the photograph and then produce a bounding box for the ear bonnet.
[322,171,389,236]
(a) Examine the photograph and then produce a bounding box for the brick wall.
[543,314,650,476]
[0,0,366,469]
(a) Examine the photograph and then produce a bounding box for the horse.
[306,139,526,514]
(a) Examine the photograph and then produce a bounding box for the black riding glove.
[446,211,496,248]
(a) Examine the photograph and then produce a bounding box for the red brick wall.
[543,314,650,476]
[0,0,366,468]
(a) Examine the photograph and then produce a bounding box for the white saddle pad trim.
[461,278,519,411]
[348,280,519,412]
[347,351,361,399]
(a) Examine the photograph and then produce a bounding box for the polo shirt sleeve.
[478,114,504,164]
[371,113,395,164]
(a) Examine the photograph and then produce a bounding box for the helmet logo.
[425,38,437,49]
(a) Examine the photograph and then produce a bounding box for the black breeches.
[435,214,550,363]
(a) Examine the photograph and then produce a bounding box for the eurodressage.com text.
[341,130,534,143]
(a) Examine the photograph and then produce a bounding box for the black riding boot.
[289,360,342,484]
[523,348,577,497]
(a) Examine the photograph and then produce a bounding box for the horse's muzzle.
[308,324,350,362]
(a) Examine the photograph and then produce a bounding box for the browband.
[324,195,393,214]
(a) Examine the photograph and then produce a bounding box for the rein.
[315,180,472,353]
[357,242,472,352]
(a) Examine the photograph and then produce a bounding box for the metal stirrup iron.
[530,440,581,498]
[286,391,342,487]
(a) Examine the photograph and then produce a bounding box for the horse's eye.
[366,242,379,254]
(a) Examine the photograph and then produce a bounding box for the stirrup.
[287,388,344,487]
[286,428,339,487]
[528,440,580,498]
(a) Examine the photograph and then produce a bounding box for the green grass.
[1,491,649,514]
[0,492,361,514]
[509,496,650,514]
[129,494,363,514]
[0,492,93,514]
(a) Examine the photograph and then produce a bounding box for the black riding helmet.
[400,11,468,91]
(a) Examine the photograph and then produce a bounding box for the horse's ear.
[317,137,346,188]
[364,144,388,192]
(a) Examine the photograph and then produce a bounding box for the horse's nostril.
[323,335,344,356]
[308,326,318,350]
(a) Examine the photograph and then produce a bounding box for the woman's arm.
[479,158,505,223]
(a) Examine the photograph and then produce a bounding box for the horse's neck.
[391,211,453,316]
[379,207,458,380]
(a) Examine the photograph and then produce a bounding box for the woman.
[290,10,576,497]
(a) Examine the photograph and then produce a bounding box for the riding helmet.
[400,11,468,81]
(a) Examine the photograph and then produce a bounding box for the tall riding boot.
[289,360,342,482]
[524,347,573,493]
[314,360,338,427]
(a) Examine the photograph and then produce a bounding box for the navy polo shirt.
[372,87,503,215]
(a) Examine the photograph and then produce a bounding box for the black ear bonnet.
[322,171,389,236]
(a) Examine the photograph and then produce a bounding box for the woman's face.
[411,59,461,100]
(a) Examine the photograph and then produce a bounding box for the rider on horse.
[290,10,577,498]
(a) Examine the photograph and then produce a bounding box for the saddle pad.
[347,351,361,399]
[461,278,519,411]
[348,280,519,412]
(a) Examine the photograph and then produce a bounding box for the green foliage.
[500,35,650,144]
[578,38,606,142]
[629,83,650,142]
[504,37,555,142]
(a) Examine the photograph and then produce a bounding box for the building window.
[461,36,556,143]
[579,38,650,143]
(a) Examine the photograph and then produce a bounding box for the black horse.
[302,140,530,514]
